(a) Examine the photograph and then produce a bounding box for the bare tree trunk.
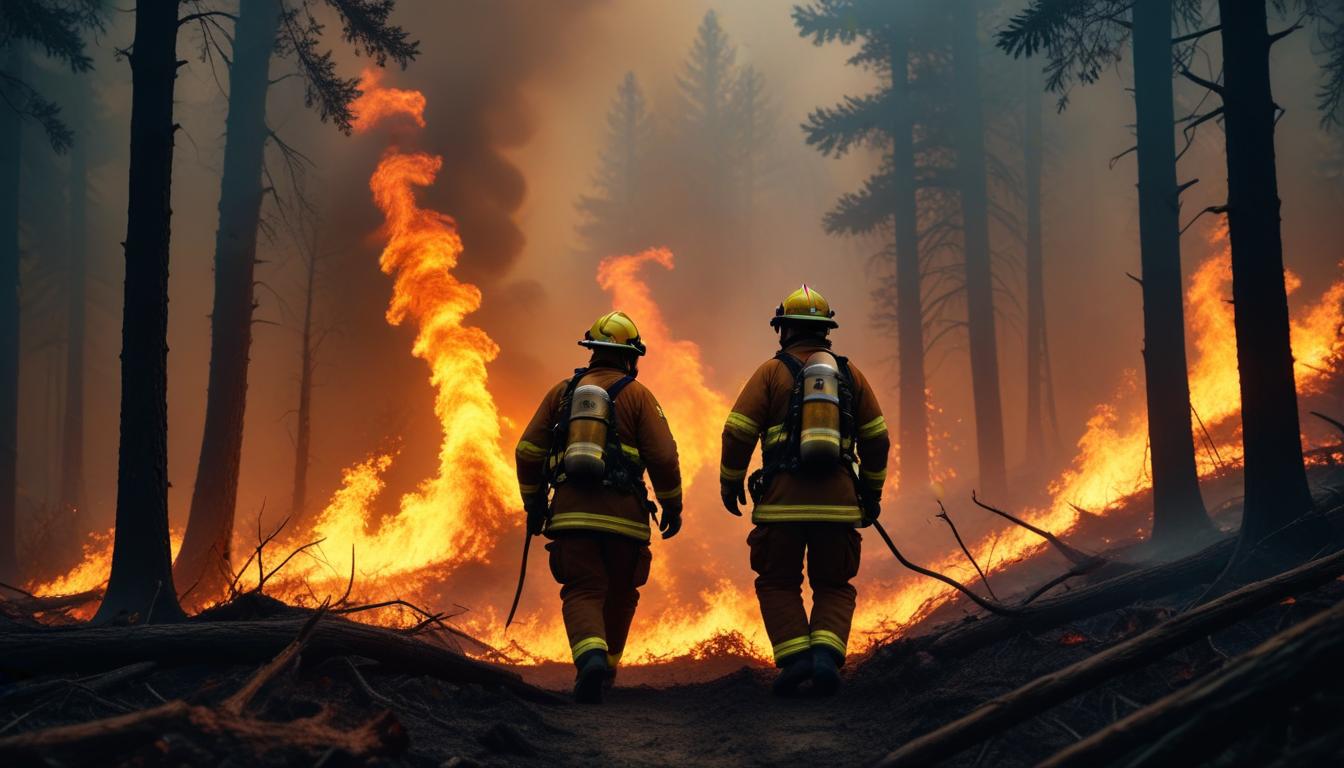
[1217,0,1315,551]
[175,0,283,605]
[290,238,317,521]
[1133,0,1212,542]
[59,74,89,526]
[0,50,21,585]
[890,32,929,494]
[92,0,185,625]
[952,0,1007,498]
[1023,67,1047,462]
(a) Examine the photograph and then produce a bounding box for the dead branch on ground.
[0,612,559,704]
[1040,596,1344,768]
[873,546,1344,768]
[0,607,406,762]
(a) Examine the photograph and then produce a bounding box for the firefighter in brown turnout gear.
[515,311,683,704]
[720,286,890,696]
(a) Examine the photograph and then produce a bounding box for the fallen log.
[0,661,157,707]
[0,614,561,705]
[873,534,1236,667]
[1039,597,1344,768]
[872,546,1344,768]
[0,610,407,762]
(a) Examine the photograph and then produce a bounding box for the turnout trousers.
[546,531,652,669]
[749,522,861,665]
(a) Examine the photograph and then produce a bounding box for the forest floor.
[4,463,1344,766]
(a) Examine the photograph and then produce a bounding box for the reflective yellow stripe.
[762,424,786,449]
[724,412,760,440]
[620,443,643,465]
[607,651,622,668]
[571,636,608,661]
[860,468,887,488]
[518,482,540,495]
[720,464,748,482]
[753,505,862,524]
[810,629,847,659]
[655,484,682,500]
[772,635,811,663]
[800,430,841,446]
[516,440,548,460]
[858,416,888,440]
[547,511,651,541]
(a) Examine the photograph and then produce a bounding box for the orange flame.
[247,70,517,598]
[351,68,426,131]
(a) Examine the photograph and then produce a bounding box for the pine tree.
[175,0,417,604]
[577,71,654,259]
[796,0,934,494]
[1001,0,1215,542]
[0,0,102,585]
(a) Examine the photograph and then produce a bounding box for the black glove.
[861,496,882,528]
[658,499,683,540]
[523,493,549,535]
[721,482,746,517]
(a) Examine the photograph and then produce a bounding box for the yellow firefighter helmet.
[579,310,647,356]
[771,285,838,329]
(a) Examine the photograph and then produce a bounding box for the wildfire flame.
[24,76,1344,674]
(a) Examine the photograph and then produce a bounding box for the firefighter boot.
[772,652,814,697]
[574,649,609,704]
[811,645,842,697]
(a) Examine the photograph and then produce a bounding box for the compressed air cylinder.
[799,351,842,465]
[564,384,611,480]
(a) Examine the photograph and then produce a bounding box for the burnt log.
[873,546,1344,768]
[1040,596,1344,767]
[0,615,560,704]
[872,534,1236,668]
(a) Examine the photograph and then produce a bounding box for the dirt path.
[537,671,891,768]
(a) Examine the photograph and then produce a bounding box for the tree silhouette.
[0,0,102,585]
[577,72,655,260]
[1000,0,1215,543]
[796,0,937,494]
[175,0,417,605]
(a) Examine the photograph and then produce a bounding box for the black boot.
[811,646,842,697]
[574,649,608,704]
[772,651,814,697]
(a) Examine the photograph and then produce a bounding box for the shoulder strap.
[774,350,804,378]
[605,375,636,402]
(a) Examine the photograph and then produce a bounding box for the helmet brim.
[578,339,647,356]
[770,314,839,329]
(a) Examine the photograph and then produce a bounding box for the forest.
[2,0,1344,765]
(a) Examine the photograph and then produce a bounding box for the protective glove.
[658,499,683,540]
[523,493,549,535]
[860,495,882,528]
[721,481,746,517]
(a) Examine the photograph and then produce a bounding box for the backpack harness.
[747,350,862,505]
[544,368,653,507]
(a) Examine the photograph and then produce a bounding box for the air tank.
[799,351,842,465]
[564,384,611,480]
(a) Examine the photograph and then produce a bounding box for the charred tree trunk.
[1023,69,1049,461]
[92,0,185,625]
[175,0,283,604]
[952,0,1008,498]
[1133,0,1212,542]
[0,50,21,585]
[290,240,317,521]
[1217,1,1315,551]
[890,32,930,495]
[59,76,89,525]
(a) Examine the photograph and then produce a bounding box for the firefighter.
[720,286,890,696]
[515,310,683,704]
